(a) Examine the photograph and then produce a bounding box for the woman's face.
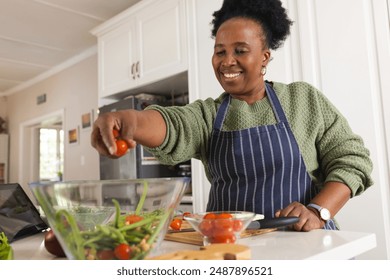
[212,17,270,103]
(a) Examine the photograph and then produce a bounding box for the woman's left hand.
[275,201,325,231]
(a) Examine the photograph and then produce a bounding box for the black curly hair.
[211,0,293,50]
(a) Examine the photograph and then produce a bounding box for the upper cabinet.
[91,0,188,99]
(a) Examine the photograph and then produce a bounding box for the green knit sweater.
[145,81,373,197]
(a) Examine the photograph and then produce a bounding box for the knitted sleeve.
[313,87,374,196]
[143,97,218,165]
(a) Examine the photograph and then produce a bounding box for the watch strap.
[307,203,331,221]
[307,203,322,212]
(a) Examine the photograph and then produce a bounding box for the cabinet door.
[98,20,137,98]
[136,0,187,86]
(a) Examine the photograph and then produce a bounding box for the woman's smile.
[222,71,242,80]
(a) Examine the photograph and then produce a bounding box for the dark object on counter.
[44,229,66,257]
[247,216,300,230]
[0,183,48,242]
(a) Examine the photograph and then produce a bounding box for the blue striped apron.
[206,83,337,230]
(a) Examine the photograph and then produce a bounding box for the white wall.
[7,55,100,193]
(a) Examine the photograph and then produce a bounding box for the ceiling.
[0,0,141,96]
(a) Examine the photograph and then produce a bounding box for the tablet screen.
[0,183,48,242]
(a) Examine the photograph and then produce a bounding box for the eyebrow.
[214,41,250,48]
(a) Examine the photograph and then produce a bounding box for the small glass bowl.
[184,211,255,246]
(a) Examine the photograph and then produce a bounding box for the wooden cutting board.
[165,221,276,246]
[148,243,251,260]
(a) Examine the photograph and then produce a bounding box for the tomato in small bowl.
[184,211,255,246]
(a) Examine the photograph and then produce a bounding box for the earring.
[261,66,267,75]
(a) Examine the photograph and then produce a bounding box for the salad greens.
[51,181,172,260]
[0,232,13,260]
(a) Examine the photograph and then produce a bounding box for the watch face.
[320,208,331,221]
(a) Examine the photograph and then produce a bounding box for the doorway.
[18,109,64,196]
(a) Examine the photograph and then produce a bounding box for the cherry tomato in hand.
[114,243,132,260]
[113,129,120,139]
[115,139,128,157]
[170,218,183,230]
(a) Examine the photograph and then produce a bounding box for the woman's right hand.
[91,110,138,158]
[91,109,166,158]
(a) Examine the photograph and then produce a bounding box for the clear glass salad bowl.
[29,178,190,260]
[184,211,256,246]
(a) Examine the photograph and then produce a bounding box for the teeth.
[223,73,240,78]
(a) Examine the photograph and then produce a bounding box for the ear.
[262,50,271,66]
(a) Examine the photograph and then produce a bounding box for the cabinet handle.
[131,63,136,80]
[136,61,140,78]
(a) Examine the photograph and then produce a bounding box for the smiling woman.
[91,0,373,233]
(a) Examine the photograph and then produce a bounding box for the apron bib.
[206,83,337,230]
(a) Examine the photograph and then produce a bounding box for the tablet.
[0,183,48,242]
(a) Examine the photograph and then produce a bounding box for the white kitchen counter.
[12,229,376,260]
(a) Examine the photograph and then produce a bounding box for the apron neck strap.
[265,82,288,123]
[214,82,288,130]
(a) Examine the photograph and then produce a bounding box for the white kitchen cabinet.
[0,134,9,184]
[91,0,188,99]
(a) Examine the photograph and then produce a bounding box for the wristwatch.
[307,203,331,221]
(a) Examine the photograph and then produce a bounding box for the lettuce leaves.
[0,232,13,260]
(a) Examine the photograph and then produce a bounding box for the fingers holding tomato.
[112,129,129,157]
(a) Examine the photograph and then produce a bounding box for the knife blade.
[247,216,299,230]
[167,228,195,234]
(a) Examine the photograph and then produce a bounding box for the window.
[39,128,64,181]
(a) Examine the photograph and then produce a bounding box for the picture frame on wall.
[68,127,79,145]
[81,110,94,130]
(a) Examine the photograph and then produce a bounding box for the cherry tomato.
[199,220,214,236]
[213,219,234,231]
[114,243,132,260]
[97,249,115,260]
[182,212,191,217]
[216,213,233,219]
[115,139,128,157]
[125,214,143,225]
[233,219,243,232]
[203,213,217,220]
[170,218,183,230]
[211,234,236,244]
[113,129,120,139]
